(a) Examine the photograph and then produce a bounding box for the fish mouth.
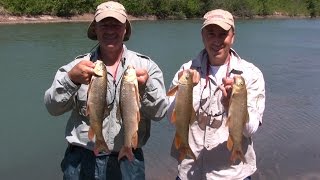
[233,76,244,86]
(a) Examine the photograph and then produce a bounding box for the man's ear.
[231,32,235,45]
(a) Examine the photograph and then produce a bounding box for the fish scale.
[87,60,110,156]
[226,75,249,164]
[167,69,196,161]
[118,65,141,161]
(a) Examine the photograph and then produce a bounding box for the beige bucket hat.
[87,1,131,41]
[202,9,235,31]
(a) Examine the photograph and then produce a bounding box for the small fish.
[118,65,141,161]
[167,69,196,161]
[226,75,249,164]
[87,60,110,156]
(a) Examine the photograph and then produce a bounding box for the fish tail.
[230,148,246,164]
[118,147,134,161]
[178,146,196,161]
[187,147,196,161]
[94,140,110,156]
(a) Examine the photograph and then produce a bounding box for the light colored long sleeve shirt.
[44,45,168,152]
[167,49,265,180]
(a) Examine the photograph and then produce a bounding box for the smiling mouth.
[212,44,223,51]
[103,34,117,40]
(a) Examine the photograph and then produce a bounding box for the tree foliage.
[0,0,319,18]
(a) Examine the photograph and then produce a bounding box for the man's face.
[95,17,126,49]
[202,24,234,65]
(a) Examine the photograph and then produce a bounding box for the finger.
[86,66,95,75]
[192,71,200,85]
[219,85,228,97]
[81,60,95,68]
[222,77,233,86]
[128,153,135,162]
[135,69,143,76]
[136,71,149,86]
[225,85,232,91]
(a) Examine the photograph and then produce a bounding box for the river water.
[0,19,320,180]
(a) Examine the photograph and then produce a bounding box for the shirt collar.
[191,48,241,75]
[90,44,128,64]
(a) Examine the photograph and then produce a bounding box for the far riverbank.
[0,13,158,24]
[0,13,314,25]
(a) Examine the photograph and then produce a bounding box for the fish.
[118,65,141,161]
[167,69,196,161]
[226,75,249,164]
[86,60,110,156]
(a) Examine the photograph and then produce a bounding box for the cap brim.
[202,20,231,31]
[87,20,131,41]
[95,10,126,23]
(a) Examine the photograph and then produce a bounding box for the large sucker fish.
[118,65,141,161]
[167,69,196,161]
[87,60,110,156]
[226,75,249,164]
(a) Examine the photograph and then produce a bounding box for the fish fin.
[92,63,103,77]
[118,147,134,161]
[227,135,233,151]
[137,110,141,122]
[86,78,94,116]
[230,148,246,164]
[88,127,95,141]
[178,148,187,162]
[225,117,229,127]
[171,109,177,124]
[132,131,138,149]
[174,133,181,150]
[187,147,196,161]
[226,116,232,127]
[134,84,141,114]
[167,85,178,96]
[245,110,249,123]
[133,81,141,104]
[179,147,196,162]
[86,105,90,117]
[190,108,196,125]
[94,140,110,156]
[134,82,140,101]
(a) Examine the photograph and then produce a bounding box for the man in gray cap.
[167,9,265,179]
[44,1,168,179]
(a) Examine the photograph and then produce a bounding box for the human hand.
[178,69,200,86]
[68,60,95,85]
[135,68,149,87]
[220,77,234,109]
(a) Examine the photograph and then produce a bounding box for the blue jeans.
[61,145,145,180]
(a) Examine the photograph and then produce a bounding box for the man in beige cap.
[167,9,265,179]
[44,1,168,179]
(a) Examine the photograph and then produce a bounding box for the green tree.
[306,0,320,17]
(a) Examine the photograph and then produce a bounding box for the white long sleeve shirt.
[167,49,265,180]
[44,45,168,152]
